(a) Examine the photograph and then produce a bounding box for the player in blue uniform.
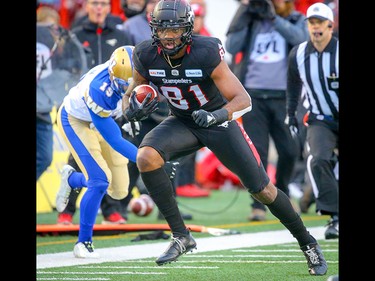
[122,0,327,275]
[55,45,157,258]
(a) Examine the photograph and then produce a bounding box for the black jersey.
[133,35,227,121]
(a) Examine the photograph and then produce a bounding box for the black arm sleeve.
[286,46,303,117]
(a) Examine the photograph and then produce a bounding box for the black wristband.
[212,108,229,124]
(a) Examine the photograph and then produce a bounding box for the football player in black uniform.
[122,0,327,276]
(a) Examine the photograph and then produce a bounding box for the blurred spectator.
[71,1,125,29]
[226,0,308,221]
[37,6,88,181]
[37,6,60,181]
[38,0,146,29]
[37,5,61,25]
[57,0,132,225]
[121,0,147,20]
[71,0,131,66]
[121,0,155,45]
[190,0,211,36]
[37,0,87,29]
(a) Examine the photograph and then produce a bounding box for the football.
[129,194,155,217]
[132,84,158,106]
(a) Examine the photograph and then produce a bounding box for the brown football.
[129,194,155,217]
[132,84,158,105]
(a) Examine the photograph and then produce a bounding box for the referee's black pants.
[306,121,338,215]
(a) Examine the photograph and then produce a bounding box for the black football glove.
[124,92,158,122]
[163,161,180,180]
[192,108,228,128]
[285,115,299,139]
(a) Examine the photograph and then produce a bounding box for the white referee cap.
[306,3,334,22]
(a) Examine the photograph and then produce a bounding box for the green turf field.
[37,189,338,280]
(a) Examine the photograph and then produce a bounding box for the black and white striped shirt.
[286,37,339,120]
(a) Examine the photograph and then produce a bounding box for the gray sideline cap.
[306,3,334,22]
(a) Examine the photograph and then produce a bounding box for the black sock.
[266,189,314,247]
[141,167,188,235]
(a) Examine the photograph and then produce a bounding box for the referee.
[285,2,338,240]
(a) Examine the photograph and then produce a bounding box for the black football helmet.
[149,0,195,56]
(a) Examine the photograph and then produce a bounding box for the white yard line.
[37,226,325,269]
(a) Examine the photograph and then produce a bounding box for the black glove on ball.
[124,92,158,122]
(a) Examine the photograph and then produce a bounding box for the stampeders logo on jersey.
[162,78,193,84]
[171,69,179,76]
[185,69,202,77]
[149,69,166,77]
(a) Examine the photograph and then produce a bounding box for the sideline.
[37,226,325,269]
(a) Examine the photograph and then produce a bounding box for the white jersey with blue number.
[63,61,122,122]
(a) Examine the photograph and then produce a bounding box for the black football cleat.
[325,217,339,240]
[300,241,328,275]
[156,232,197,265]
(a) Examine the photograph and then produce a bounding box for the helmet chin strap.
[158,34,189,56]
[162,42,185,57]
